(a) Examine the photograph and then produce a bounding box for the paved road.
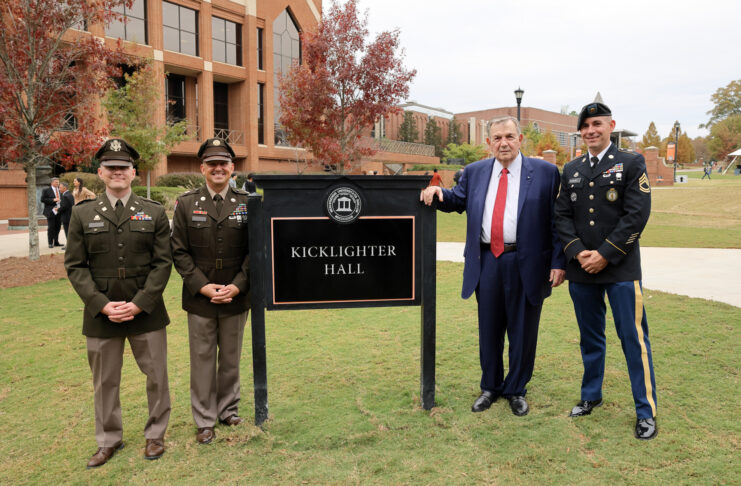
[3,228,740,308]
[438,243,741,308]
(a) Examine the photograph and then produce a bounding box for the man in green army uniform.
[170,138,251,445]
[65,139,172,468]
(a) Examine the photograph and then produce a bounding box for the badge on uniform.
[192,209,208,222]
[230,203,248,224]
[606,188,618,202]
[570,192,577,202]
[639,173,651,193]
[89,221,105,228]
[131,211,152,221]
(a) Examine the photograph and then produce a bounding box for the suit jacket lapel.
[94,198,118,226]
[517,156,533,221]
[472,159,495,233]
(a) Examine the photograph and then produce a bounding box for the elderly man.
[171,138,251,444]
[41,177,62,248]
[554,102,657,440]
[421,116,565,416]
[65,138,172,467]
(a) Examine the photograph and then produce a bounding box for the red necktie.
[490,167,508,257]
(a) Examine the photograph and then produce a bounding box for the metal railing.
[214,128,244,145]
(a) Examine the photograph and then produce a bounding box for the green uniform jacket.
[554,144,652,283]
[64,193,172,337]
[170,186,250,318]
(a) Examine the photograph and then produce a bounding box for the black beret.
[197,138,235,162]
[577,102,612,129]
[95,138,139,167]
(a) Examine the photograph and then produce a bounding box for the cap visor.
[202,155,232,163]
[100,159,133,167]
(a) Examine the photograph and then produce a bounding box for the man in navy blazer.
[421,116,565,416]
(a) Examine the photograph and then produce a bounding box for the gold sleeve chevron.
[639,173,651,193]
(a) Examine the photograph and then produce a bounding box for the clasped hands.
[577,250,608,274]
[200,283,240,304]
[102,301,142,323]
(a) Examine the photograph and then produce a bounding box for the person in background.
[229,173,238,189]
[41,177,63,248]
[58,181,75,249]
[243,173,257,193]
[428,168,444,187]
[73,177,97,204]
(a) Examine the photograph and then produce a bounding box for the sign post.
[247,175,435,426]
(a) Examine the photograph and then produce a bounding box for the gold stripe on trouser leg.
[634,281,657,417]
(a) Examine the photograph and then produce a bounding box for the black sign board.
[248,175,436,426]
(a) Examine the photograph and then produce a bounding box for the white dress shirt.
[589,144,612,167]
[481,153,521,244]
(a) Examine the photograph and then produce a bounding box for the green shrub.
[156,172,205,188]
[409,164,463,171]
[132,186,186,211]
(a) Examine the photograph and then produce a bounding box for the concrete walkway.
[2,227,740,308]
[438,243,741,308]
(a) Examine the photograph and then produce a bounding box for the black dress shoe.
[54,243,64,247]
[471,391,497,412]
[569,399,603,417]
[507,395,529,416]
[49,244,54,249]
[635,417,658,440]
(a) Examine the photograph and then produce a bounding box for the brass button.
[589,221,595,226]
[118,243,124,248]
[589,181,595,187]
[589,208,594,213]
[118,256,124,262]
[610,181,614,185]
[589,195,594,200]
[117,228,123,233]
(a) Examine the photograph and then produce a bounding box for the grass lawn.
[1,265,739,484]
[437,174,741,248]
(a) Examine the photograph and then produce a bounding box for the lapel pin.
[608,154,614,159]
[200,196,206,201]
[94,215,100,220]
[129,207,135,211]
[102,207,107,211]
[231,198,236,202]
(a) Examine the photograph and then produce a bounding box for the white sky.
[343,0,741,139]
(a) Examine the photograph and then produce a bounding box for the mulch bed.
[0,254,68,288]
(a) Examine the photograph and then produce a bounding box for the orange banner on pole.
[666,142,676,161]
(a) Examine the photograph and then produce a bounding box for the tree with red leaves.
[278,0,416,173]
[0,0,130,260]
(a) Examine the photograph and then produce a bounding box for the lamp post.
[514,87,524,123]
[673,120,680,182]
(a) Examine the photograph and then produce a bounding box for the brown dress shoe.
[196,427,215,444]
[219,415,245,426]
[86,441,124,469]
[144,438,165,460]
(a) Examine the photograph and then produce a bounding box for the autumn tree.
[535,130,568,165]
[103,62,190,197]
[423,117,444,157]
[278,0,416,173]
[0,0,129,260]
[638,122,662,151]
[662,130,696,164]
[692,136,710,163]
[442,143,488,165]
[702,79,741,128]
[520,122,541,156]
[447,116,461,145]
[398,110,418,143]
[707,114,741,160]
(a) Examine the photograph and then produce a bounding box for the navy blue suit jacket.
[438,155,565,305]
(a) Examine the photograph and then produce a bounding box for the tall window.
[256,27,264,70]
[272,10,300,146]
[106,0,147,44]
[213,82,229,131]
[166,74,186,123]
[163,1,198,56]
[212,17,241,66]
[257,83,265,145]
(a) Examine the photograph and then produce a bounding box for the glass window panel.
[180,8,196,33]
[281,33,291,59]
[282,55,292,73]
[273,53,281,73]
[226,45,236,65]
[225,21,236,44]
[291,39,300,60]
[111,4,125,14]
[212,18,224,41]
[181,32,196,56]
[128,20,146,43]
[106,20,126,39]
[162,2,179,28]
[273,33,282,54]
[213,40,225,63]
[129,0,145,19]
[163,26,179,51]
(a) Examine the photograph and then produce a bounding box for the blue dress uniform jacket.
[170,186,250,317]
[64,194,172,338]
[554,144,651,283]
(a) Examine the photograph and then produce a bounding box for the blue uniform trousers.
[569,281,657,419]
[475,249,543,396]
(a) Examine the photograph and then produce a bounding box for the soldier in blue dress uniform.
[554,102,658,440]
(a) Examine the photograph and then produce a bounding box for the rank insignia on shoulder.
[639,173,651,193]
